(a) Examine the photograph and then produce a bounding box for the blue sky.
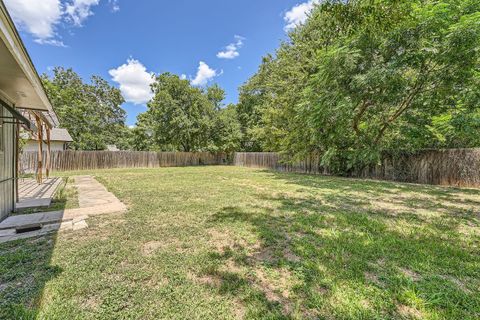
[5,0,318,126]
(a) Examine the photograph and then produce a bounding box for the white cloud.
[191,62,219,86]
[4,0,104,46]
[65,0,100,26]
[108,0,120,12]
[217,35,245,60]
[284,0,320,31]
[192,61,221,86]
[34,38,67,47]
[180,74,187,80]
[4,0,63,39]
[109,59,155,105]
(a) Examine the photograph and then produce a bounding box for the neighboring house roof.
[106,145,120,151]
[48,128,74,142]
[30,128,74,142]
[0,1,59,127]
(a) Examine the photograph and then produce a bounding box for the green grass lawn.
[1,166,479,319]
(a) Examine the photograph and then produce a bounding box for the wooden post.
[35,116,43,184]
[15,120,19,201]
[46,126,51,178]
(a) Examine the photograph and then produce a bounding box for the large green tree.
[135,73,242,152]
[42,67,128,150]
[238,0,480,173]
[211,104,243,153]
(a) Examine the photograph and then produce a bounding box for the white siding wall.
[23,141,66,152]
[0,105,16,221]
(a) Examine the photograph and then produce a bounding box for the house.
[0,2,59,221]
[106,144,120,151]
[23,128,73,152]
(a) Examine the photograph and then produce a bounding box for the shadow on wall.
[201,171,480,318]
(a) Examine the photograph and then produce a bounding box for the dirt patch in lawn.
[141,237,187,256]
[208,229,234,253]
[141,241,165,256]
[233,299,246,320]
[396,303,423,319]
[253,267,298,315]
[283,247,301,263]
[442,275,471,294]
[364,272,384,287]
[188,271,223,288]
[399,267,421,282]
[145,276,169,289]
[82,296,101,311]
[222,258,245,274]
[207,228,255,254]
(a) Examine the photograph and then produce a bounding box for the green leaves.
[238,0,480,173]
[43,67,127,150]
[135,74,242,152]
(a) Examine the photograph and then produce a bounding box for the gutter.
[0,0,59,127]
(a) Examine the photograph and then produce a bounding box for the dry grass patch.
[82,296,101,311]
[251,267,301,315]
[141,241,165,256]
[364,272,384,288]
[399,268,421,282]
[396,304,424,319]
[187,271,223,288]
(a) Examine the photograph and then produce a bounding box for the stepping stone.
[0,211,65,230]
[59,221,74,231]
[73,220,88,231]
[0,229,16,237]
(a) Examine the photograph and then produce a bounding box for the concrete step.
[0,211,66,230]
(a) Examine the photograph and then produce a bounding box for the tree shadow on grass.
[262,170,480,207]
[262,170,480,228]
[205,172,480,319]
[0,233,62,319]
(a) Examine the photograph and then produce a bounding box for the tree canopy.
[133,73,242,152]
[42,67,128,150]
[237,0,480,173]
[41,1,480,164]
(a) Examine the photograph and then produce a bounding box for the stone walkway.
[0,176,127,243]
[63,176,127,218]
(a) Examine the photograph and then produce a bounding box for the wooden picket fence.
[20,149,480,188]
[233,150,480,188]
[21,151,228,173]
[233,152,329,174]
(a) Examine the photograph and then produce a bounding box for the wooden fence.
[21,151,228,173]
[20,149,480,188]
[233,150,480,188]
[233,152,329,174]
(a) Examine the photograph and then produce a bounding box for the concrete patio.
[0,176,127,243]
[16,178,62,210]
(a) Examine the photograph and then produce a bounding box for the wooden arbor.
[33,114,52,183]
[21,110,54,184]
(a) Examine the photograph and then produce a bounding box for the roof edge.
[0,0,59,127]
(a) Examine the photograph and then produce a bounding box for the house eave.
[0,1,59,127]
